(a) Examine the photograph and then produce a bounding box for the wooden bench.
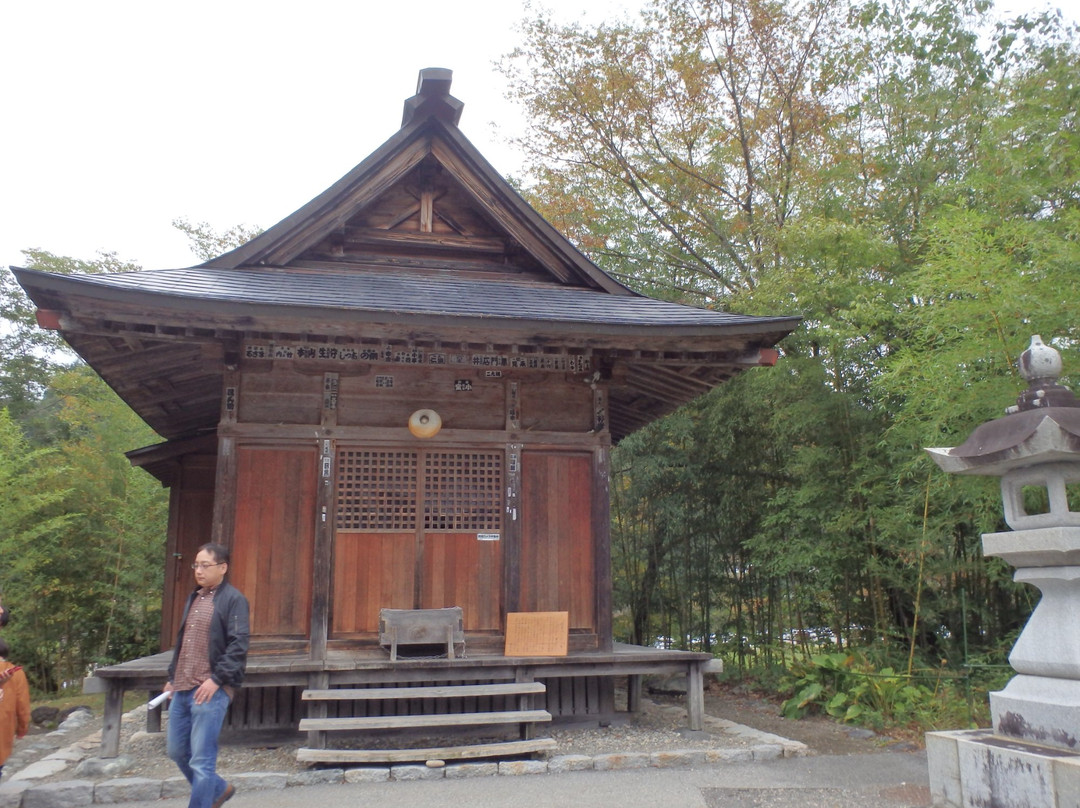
[296,681,555,764]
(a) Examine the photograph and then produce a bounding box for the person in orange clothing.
[0,638,30,781]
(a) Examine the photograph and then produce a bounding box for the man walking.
[163,543,249,808]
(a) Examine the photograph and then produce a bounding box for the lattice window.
[336,450,418,531]
[423,452,503,532]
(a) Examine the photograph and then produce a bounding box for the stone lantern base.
[992,674,1080,748]
[927,729,1080,807]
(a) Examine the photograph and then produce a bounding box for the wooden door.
[331,447,503,636]
[231,445,318,638]
[162,456,216,649]
[519,450,595,631]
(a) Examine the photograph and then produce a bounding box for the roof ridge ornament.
[401,67,464,128]
[1007,334,1078,414]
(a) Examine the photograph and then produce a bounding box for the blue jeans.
[167,687,231,808]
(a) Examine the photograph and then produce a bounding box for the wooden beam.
[296,738,556,764]
[419,190,434,232]
[302,682,546,700]
[261,137,432,266]
[343,227,507,254]
[298,709,552,732]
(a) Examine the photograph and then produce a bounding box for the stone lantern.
[925,335,1080,807]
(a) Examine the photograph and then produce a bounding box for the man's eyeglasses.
[191,562,224,570]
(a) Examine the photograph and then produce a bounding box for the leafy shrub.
[779,649,977,731]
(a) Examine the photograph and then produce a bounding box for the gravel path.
[6,684,820,790]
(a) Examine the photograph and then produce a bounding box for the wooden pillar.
[306,672,330,749]
[598,677,616,726]
[160,485,182,651]
[687,661,705,731]
[100,681,125,757]
[627,674,643,713]
[311,378,337,661]
[515,666,535,740]
[504,442,523,617]
[593,443,613,652]
[311,436,334,661]
[146,690,163,733]
[211,367,240,547]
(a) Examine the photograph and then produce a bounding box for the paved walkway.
[0,704,931,808]
[73,752,933,808]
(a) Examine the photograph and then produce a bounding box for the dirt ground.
[689,679,921,756]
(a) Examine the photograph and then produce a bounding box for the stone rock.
[547,755,594,773]
[390,763,444,781]
[343,767,390,783]
[161,776,190,799]
[287,768,344,786]
[8,758,71,781]
[43,748,84,763]
[93,777,162,804]
[30,706,59,726]
[0,780,32,808]
[650,749,706,768]
[750,743,783,760]
[231,771,287,791]
[74,755,134,778]
[705,747,753,763]
[22,779,94,808]
[498,759,547,776]
[58,706,93,723]
[444,762,498,778]
[592,752,650,771]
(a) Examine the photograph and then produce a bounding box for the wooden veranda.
[91,644,716,759]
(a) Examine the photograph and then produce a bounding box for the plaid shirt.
[171,586,216,691]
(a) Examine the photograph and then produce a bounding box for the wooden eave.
[126,433,218,486]
[12,265,796,443]
[11,69,800,445]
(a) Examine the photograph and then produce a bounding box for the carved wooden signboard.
[243,342,592,372]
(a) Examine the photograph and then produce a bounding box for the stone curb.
[0,705,808,807]
[0,741,808,807]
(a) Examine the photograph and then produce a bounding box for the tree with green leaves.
[2,251,167,691]
[504,0,842,301]
[0,217,262,692]
[508,0,1079,679]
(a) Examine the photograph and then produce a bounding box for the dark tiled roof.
[60,266,795,331]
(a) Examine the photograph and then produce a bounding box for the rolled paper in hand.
[148,692,170,709]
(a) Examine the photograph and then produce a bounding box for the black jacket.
[167,580,250,689]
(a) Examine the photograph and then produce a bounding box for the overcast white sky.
[3,0,1078,274]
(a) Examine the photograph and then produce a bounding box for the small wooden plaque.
[504,611,569,657]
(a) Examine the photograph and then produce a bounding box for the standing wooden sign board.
[504,611,569,656]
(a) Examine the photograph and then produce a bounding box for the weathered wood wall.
[165,353,609,653]
[161,456,216,649]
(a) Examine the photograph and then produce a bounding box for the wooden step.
[299,709,552,732]
[296,737,557,764]
[301,682,546,701]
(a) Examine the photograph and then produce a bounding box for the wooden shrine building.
[13,69,799,762]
